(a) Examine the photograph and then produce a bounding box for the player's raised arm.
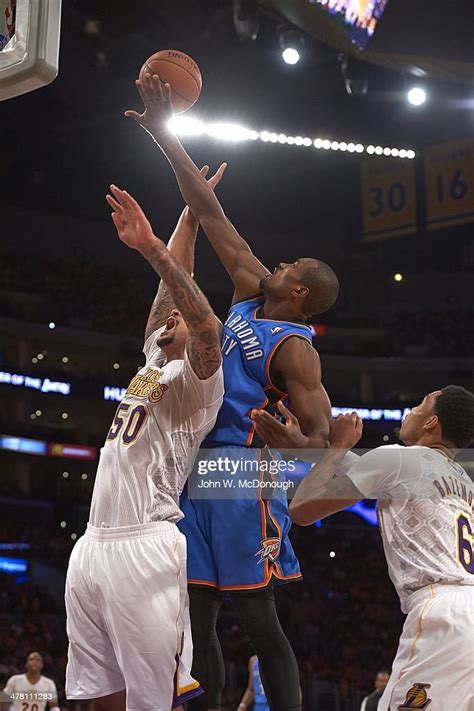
[125,73,270,303]
[106,185,221,379]
[144,163,226,342]
[144,205,197,342]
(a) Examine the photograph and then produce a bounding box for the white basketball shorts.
[379,583,474,711]
[65,521,202,710]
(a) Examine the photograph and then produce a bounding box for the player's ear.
[422,414,439,432]
[292,286,309,299]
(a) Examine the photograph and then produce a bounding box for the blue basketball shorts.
[177,446,302,591]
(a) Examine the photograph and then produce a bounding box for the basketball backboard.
[0,0,61,101]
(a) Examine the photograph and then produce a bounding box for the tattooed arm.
[106,184,221,379]
[144,164,226,342]
[144,206,198,342]
[142,242,221,378]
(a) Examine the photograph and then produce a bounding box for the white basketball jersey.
[346,445,474,612]
[3,674,58,711]
[88,329,223,528]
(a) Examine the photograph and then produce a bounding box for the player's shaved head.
[299,258,339,318]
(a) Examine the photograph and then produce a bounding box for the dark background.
[0,2,473,710]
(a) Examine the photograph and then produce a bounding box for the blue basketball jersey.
[204,297,313,448]
[252,657,269,710]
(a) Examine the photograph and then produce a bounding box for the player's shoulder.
[273,334,318,370]
[371,444,423,466]
[40,675,55,684]
[6,674,23,684]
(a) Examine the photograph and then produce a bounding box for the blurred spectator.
[360,670,390,710]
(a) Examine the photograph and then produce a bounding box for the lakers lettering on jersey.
[205,297,313,448]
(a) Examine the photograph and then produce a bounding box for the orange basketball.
[139,49,202,113]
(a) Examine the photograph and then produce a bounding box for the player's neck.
[260,298,305,324]
[415,436,457,460]
[25,672,41,684]
[429,444,457,460]
[160,344,185,363]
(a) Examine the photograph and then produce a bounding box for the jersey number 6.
[455,513,474,575]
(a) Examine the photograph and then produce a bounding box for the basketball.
[139,49,202,113]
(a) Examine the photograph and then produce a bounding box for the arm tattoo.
[144,282,174,342]
[143,243,221,379]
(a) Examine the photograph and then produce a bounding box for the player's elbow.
[288,500,317,526]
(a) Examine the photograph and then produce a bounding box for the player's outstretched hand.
[329,413,363,450]
[125,73,173,135]
[106,185,163,254]
[250,401,308,449]
[201,162,227,190]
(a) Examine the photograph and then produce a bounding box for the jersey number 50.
[106,403,148,445]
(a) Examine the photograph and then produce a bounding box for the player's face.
[261,258,314,300]
[399,391,442,444]
[156,310,188,351]
[26,653,43,674]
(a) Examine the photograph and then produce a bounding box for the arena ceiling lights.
[168,117,416,160]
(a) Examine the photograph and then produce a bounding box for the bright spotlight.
[393,273,404,283]
[168,116,204,137]
[407,87,426,106]
[206,122,254,141]
[282,47,300,65]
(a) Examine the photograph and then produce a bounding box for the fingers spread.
[109,185,128,208]
[277,400,293,421]
[106,194,123,212]
[134,78,148,106]
[110,212,123,233]
[163,81,172,105]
